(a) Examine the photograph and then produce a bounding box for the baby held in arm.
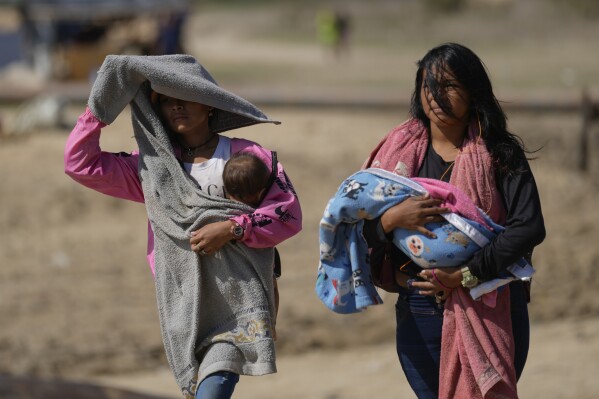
[316,168,535,314]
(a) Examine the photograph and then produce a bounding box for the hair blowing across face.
[409,42,531,177]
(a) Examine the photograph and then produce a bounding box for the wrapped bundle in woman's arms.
[316,168,533,313]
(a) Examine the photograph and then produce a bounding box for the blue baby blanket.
[316,168,534,314]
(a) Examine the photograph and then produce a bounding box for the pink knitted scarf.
[440,287,518,398]
[365,119,518,398]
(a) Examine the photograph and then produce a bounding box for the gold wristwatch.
[460,266,479,288]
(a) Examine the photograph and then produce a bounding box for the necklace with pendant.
[184,134,216,157]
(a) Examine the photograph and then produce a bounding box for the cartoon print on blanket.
[316,168,534,314]
[394,215,497,269]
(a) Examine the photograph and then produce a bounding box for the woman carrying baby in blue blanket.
[318,43,545,399]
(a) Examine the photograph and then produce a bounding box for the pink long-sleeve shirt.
[64,108,302,275]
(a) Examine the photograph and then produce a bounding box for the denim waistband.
[397,288,444,315]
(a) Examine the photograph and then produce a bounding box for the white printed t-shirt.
[183,135,231,198]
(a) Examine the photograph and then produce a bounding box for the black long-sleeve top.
[364,143,546,282]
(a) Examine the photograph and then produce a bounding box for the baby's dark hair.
[223,152,270,207]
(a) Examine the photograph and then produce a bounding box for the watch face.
[461,267,478,288]
[464,279,476,288]
[233,225,244,238]
[462,274,478,288]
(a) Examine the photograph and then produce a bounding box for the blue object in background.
[0,30,24,69]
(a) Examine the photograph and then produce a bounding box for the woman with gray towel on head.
[64,55,302,399]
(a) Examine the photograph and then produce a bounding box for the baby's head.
[223,152,270,208]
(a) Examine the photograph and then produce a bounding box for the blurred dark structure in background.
[1,0,189,82]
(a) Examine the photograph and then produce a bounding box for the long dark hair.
[409,42,530,178]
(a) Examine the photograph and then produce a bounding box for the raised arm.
[64,107,144,203]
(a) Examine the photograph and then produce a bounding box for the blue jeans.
[195,371,239,399]
[395,281,529,399]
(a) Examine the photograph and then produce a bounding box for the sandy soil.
[1,1,599,398]
[90,317,599,399]
[1,105,599,398]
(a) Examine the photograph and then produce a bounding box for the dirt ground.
[2,105,599,398]
[1,1,599,398]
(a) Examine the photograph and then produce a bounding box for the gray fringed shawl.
[88,55,280,397]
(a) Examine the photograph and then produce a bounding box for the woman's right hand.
[380,195,450,238]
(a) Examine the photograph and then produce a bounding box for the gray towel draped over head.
[88,54,280,397]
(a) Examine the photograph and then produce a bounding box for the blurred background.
[1,0,599,398]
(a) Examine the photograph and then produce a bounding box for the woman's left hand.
[411,267,462,300]
[190,221,234,255]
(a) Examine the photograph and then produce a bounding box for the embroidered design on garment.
[393,161,409,176]
[211,318,273,344]
[341,179,368,199]
[249,213,273,227]
[373,179,410,201]
[274,175,297,196]
[275,206,297,222]
[282,172,298,197]
[442,224,470,248]
[181,379,198,399]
